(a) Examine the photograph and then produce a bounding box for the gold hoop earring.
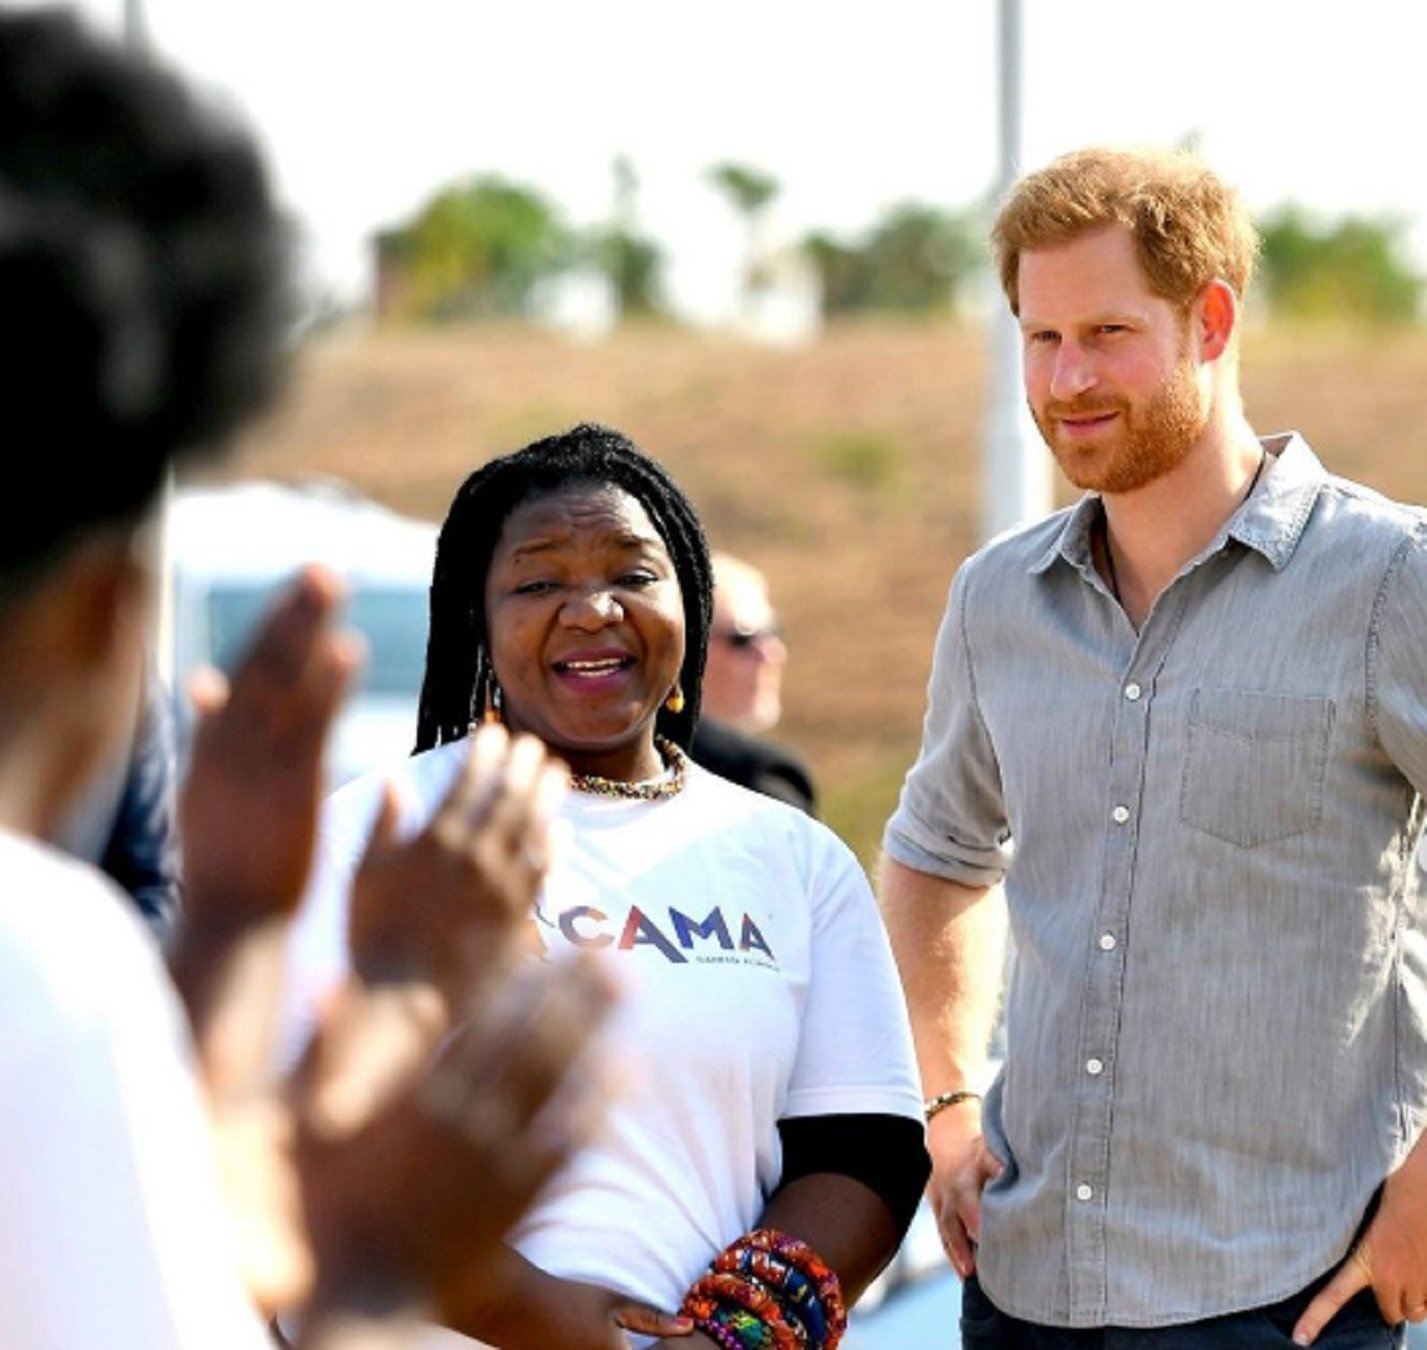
[665,684,685,715]
[483,682,503,725]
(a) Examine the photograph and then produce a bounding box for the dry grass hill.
[213,319,1427,862]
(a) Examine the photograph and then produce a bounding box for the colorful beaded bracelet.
[684,1272,804,1350]
[716,1305,781,1349]
[716,1246,827,1344]
[739,1230,846,1346]
[682,1227,847,1350]
[696,1317,745,1350]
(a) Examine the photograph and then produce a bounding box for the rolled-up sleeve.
[883,559,1012,887]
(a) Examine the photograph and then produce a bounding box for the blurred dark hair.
[416,423,714,755]
[0,10,290,601]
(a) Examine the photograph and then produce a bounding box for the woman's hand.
[507,1277,693,1349]
[348,724,564,1008]
[442,1252,694,1350]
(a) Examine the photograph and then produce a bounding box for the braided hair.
[415,423,714,756]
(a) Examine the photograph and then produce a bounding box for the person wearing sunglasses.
[689,553,817,814]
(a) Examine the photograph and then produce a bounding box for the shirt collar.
[1027,432,1327,578]
[1227,432,1326,570]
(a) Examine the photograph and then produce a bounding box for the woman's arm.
[644,1169,905,1350]
[439,1243,692,1350]
[651,823,933,1350]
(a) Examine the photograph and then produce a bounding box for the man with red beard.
[880,146,1427,1348]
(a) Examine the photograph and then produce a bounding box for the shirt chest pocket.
[1179,689,1335,848]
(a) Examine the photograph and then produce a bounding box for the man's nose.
[755,630,788,665]
[1049,342,1096,401]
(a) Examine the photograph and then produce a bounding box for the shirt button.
[1076,1183,1094,1202]
[1111,805,1131,824]
[1086,1057,1104,1076]
[1099,933,1117,951]
[1124,682,1143,701]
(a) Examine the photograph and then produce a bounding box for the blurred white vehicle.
[164,479,437,787]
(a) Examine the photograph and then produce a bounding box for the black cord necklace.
[1103,524,1123,604]
[1102,451,1267,605]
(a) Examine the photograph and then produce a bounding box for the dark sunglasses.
[715,624,782,650]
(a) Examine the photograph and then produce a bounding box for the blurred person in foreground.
[0,11,606,1348]
[689,552,817,814]
[280,423,929,1349]
[55,664,184,943]
[881,144,1427,1349]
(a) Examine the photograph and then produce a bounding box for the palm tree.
[708,161,780,318]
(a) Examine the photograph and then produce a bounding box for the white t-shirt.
[0,828,268,1350]
[281,744,922,1329]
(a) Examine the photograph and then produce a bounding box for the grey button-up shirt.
[885,434,1427,1327]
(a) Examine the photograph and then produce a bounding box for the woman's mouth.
[552,654,636,691]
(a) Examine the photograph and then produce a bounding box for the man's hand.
[348,724,563,1006]
[1292,1139,1427,1344]
[879,859,1006,1280]
[926,1098,1003,1280]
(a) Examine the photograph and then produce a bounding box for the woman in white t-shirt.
[283,424,930,1350]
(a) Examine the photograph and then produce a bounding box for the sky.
[38,0,1427,322]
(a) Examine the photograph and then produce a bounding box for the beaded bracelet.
[716,1304,784,1349]
[684,1272,805,1350]
[739,1229,847,1346]
[682,1228,846,1350]
[716,1246,827,1344]
[696,1317,746,1350]
[923,1088,981,1122]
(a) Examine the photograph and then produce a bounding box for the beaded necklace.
[568,735,688,801]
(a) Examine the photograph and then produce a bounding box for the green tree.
[598,229,664,318]
[597,155,665,320]
[802,201,984,318]
[802,231,869,314]
[861,203,981,312]
[1258,207,1422,324]
[708,161,781,313]
[383,175,572,322]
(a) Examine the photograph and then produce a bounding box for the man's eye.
[1026,330,1058,345]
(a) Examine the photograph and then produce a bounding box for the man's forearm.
[878,856,1006,1096]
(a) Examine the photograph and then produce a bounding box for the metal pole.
[980,0,1051,542]
[123,0,147,51]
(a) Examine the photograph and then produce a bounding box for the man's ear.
[1194,278,1238,362]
